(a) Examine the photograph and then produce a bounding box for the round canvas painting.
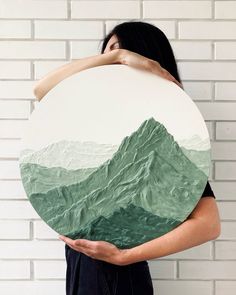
[19,64,211,249]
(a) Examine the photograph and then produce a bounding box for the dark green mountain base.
[71,203,181,249]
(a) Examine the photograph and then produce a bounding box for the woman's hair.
[100,21,182,84]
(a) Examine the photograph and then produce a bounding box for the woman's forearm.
[34,49,121,101]
[121,212,220,265]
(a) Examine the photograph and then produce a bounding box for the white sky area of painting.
[21,65,210,152]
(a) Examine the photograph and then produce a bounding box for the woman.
[34,21,221,295]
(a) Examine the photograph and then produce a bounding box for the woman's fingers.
[119,50,183,89]
[150,61,183,89]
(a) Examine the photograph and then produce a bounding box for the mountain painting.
[19,117,210,249]
[19,65,212,249]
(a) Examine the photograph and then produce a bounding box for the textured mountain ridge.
[178,134,210,150]
[20,140,119,170]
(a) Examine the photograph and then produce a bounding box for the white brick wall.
[0,1,235,295]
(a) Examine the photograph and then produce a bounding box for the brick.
[0,81,37,99]
[152,280,212,295]
[0,120,27,138]
[217,202,236,220]
[35,20,103,39]
[178,62,236,80]
[210,181,236,201]
[215,42,236,60]
[0,61,30,79]
[34,220,58,239]
[179,261,236,279]
[143,1,211,19]
[0,41,66,59]
[215,1,236,19]
[71,1,140,19]
[0,139,21,158]
[182,82,212,100]
[0,20,31,38]
[219,221,236,240]
[0,241,64,259]
[151,20,176,39]
[195,102,236,120]
[171,41,212,60]
[34,260,66,279]
[0,281,65,295]
[215,82,236,101]
[70,41,102,58]
[215,241,236,259]
[0,200,39,219]
[216,122,236,140]
[211,142,236,160]
[0,160,21,179]
[0,101,30,119]
[154,242,212,260]
[148,260,176,279]
[0,180,26,199]
[215,162,236,181]
[0,260,30,279]
[216,281,236,295]
[34,61,68,80]
[0,0,67,19]
[179,21,236,39]
[0,220,30,239]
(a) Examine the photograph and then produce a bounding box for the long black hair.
[100,21,182,85]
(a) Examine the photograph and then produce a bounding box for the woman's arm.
[34,48,182,102]
[33,49,121,102]
[120,197,221,265]
[59,196,221,265]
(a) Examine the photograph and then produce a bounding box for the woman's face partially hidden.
[103,34,120,54]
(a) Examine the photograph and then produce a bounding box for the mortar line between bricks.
[67,0,71,20]
[212,0,215,20]
[175,20,178,40]
[212,240,216,260]
[212,280,215,295]
[30,260,34,280]
[140,0,143,20]
[176,260,179,279]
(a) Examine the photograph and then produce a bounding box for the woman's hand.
[117,48,183,89]
[59,235,129,266]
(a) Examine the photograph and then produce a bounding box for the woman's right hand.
[116,49,183,89]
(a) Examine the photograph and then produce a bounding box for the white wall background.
[0,0,235,294]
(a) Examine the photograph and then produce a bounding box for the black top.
[201,181,215,198]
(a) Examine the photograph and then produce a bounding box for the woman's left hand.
[59,235,129,266]
[117,49,184,89]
